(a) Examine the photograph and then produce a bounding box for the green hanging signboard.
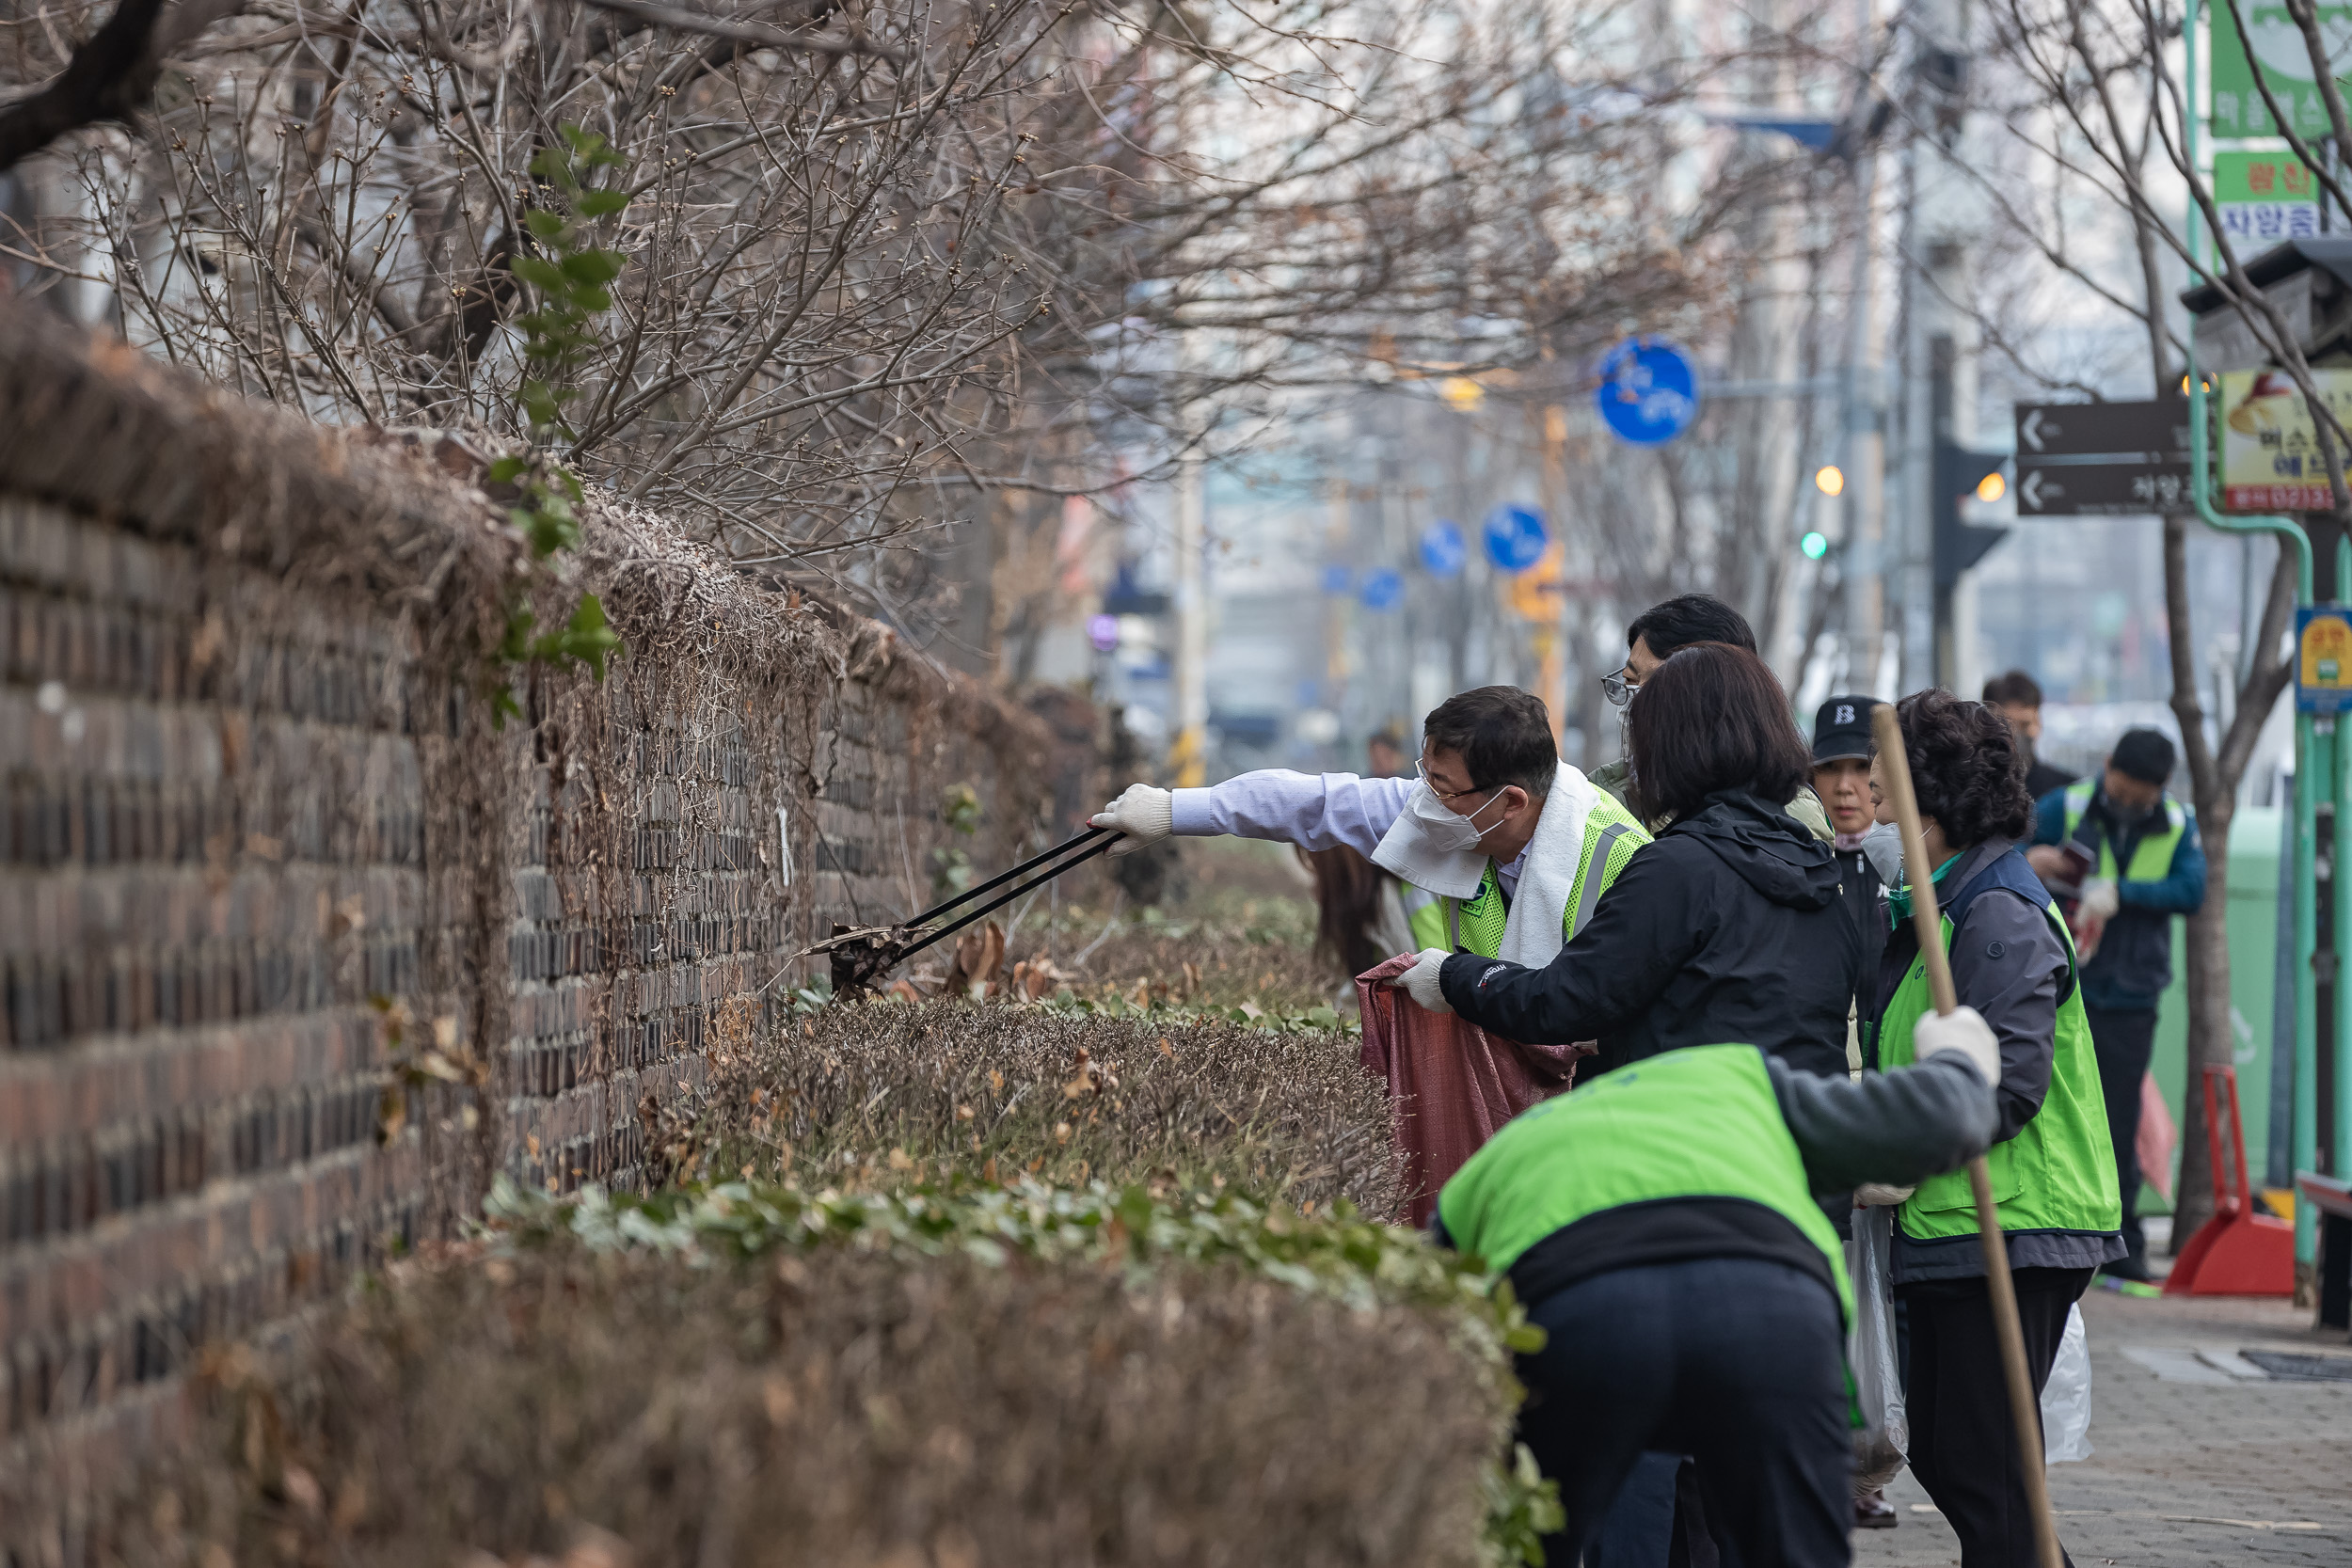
[2214,150,2322,245]
[2209,4,2352,137]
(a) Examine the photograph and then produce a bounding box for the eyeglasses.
[1602,667,1640,707]
[1415,760,1489,806]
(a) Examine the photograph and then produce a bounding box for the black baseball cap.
[1811,694,1879,765]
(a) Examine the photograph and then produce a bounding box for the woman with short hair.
[1867,689,2123,1567]
[1391,641,1858,1082]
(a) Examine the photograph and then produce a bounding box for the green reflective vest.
[1403,793,1650,957]
[1875,856,2120,1243]
[2059,779,2187,882]
[1437,1043,1853,1323]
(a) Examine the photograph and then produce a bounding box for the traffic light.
[1933,439,2010,590]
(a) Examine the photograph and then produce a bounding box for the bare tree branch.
[0,0,250,171]
[569,0,901,59]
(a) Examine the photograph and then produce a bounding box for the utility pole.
[1170,442,1208,787]
[1324,474,1351,743]
[1897,0,1983,691]
[1842,0,1887,689]
[1538,404,1571,747]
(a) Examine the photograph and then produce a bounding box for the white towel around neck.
[1370,760,1597,967]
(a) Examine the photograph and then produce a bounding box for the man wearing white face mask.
[1588,593,1836,844]
[1091,687,1649,970]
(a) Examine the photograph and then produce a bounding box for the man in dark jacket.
[1985,670,2077,801]
[2027,726,2207,1281]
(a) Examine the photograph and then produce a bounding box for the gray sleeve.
[1947,890,2069,1142]
[1767,1053,1999,1195]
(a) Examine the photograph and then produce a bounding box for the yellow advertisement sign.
[2298,608,2352,714]
[2219,368,2352,512]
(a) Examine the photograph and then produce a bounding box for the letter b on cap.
[1836,705,1855,725]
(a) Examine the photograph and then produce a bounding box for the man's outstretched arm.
[1095,770,1414,859]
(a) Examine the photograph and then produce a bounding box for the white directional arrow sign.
[2012,399,2191,515]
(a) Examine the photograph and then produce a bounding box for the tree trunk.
[2163,515,2225,1246]
[2174,806,2236,1248]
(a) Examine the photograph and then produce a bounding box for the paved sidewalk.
[1854,1286,2352,1567]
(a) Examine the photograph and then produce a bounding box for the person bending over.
[1435,1014,2005,1566]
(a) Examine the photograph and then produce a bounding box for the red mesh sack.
[1355,953,1593,1227]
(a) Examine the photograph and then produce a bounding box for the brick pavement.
[1855,1287,2352,1566]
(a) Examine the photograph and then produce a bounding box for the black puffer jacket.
[1438,788,1859,1080]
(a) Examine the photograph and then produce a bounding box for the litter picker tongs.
[799,825,1125,997]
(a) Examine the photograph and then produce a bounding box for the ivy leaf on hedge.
[513,255,568,293]
[530,594,622,681]
[563,249,625,286]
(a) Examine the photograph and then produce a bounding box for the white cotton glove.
[1854,1183,1915,1209]
[1384,948,1454,1015]
[2075,877,2120,922]
[1914,1004,2000,1088]
[1090,784,1173,856]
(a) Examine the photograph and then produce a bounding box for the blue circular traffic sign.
[1359,567,1405,611]
[1482,504,1549,574]
[1595,339,1700,447]
[1420,519,1466,578]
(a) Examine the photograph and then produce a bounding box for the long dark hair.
[1896,689,2034,847]
[1296,845,1388,976]
[1626,642,1812,824]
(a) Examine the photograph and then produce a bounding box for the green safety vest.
[1437,1043,1854,1324]
[2059,778,2186,883]
[1402,793,1650,957]
[1875,853,2120,1243]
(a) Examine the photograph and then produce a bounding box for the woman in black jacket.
[1392,641,1859,1083]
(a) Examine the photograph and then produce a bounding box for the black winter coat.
[1837,833,1892,1065]
[1438,788,1859,1080]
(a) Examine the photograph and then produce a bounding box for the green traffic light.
[1800,531,1829,560]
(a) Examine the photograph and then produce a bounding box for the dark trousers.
[1517,1258,1851,1568]
[1587,1454,1721,1568]
[2085,1005,2158,1269]
[1899,1267,2093,1568]
[1586,1452,1676,1568]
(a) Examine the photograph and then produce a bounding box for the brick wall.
[0,308,1063,1498]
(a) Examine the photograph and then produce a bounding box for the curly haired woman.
[1867,689,2123,1567]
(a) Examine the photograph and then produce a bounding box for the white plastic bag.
[1848,1204,1909,1492]
[2040,1302,2092,1464]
